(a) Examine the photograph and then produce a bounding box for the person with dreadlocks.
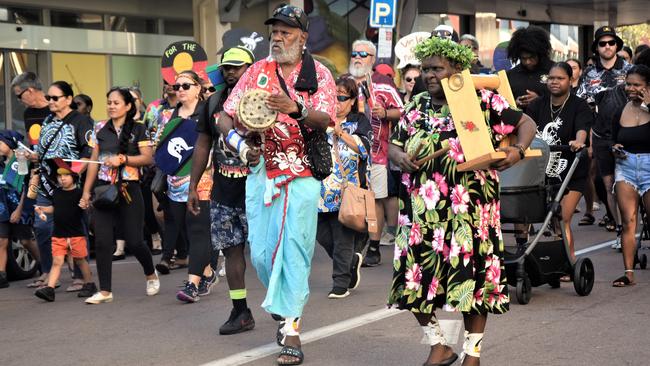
[388,37,536,366]
[506,25,553,109]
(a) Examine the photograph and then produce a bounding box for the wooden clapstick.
[408,140,426,161]
[415,146,451,166]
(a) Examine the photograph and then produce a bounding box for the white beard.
[271,41,302,64]
[349,63,372,78]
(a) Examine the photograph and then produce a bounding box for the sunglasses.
[434,30,453,40]
[45,94,65,102]
[172,83,197,91]
[16,88,29,100]
[351,51,373,58]
[598,40,617,47]
[273,5,305,31]
[405,77,416,83]
[206,86,216,93]
[337,95,353,102]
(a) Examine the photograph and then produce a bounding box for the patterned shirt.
[223,57,337,179]
[90,120,152,182]
[36,111,93,161]
[318,114,372,212]
[576,56,632,104]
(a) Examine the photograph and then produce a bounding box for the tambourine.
[237,89,277,132]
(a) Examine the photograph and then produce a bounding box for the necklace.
[550,94,569,120]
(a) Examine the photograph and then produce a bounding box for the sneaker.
[218,261,226,277]
[362,247,381,267]
[146,274,160,296]
[176,282,199,303]
[349,252,362,289]
[85,292,113,304]
[328,287,350,299]
[612,235,622,250]
[34,286,55,302]
[0,272,9,288]
[380,231,395,246]
[77,282,98,298]
[219,308,255,335]
[198,271,219,297]
[592,202,601,211]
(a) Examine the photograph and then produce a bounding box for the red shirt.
[223,57,337,179]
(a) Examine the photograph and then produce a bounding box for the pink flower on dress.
[433,172,448,197]
[427,277,440,301]
[405,263,422,291]
[489,200,501,229]
[448,138,465,163]
[432,227,445,253]
[398,214,411,227]
[394,241,407,259]
[450,234,461,258]
[406,109,420,122]
[408,222,423,246]
[407,124,417,136]
[490,94,510,114]
[451,184,470,214]
[488,169,499,183]
[492,122,515,136]
[474,288,484,306]
[480,89,494,103]
[419,180,440,211]
[401,173,413,193]
[476,201,491,242]
[485,256,501,285]
[474,170,487,186]
[429,116,446,129]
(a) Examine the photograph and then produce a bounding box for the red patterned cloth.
[223,57,337,179]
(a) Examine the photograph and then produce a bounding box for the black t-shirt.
[23,106,50,145]
[52,187,85,237]
[506,59,553,101]
[527,94,592,181]
[593,84,627,139]
[196,91,247,207]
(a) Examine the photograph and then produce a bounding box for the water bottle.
[15,147,29,175]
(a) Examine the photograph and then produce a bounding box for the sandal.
[423,353,459,366]
[155,261,171,275]
[168,260,188,270]
[605,218,616,232]
[578,214,595,226]
[560,275,571,282]
[277,345,304,365]
[613,273,636,287]
[27,279,45,288]
[66,279,85,292]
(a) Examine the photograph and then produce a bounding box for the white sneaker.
[611,236,622,250]
[218,261,226,277]
[146,274,160,296]
[592,202,601,211]
[380,231,395,246]
[85,292,113,304]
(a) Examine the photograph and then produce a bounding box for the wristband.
[513,144,526,160]
[226,129,245,153]
[239,145,250,165]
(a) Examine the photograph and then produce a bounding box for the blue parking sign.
[369,0,396,28]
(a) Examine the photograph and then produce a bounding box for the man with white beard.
[217,4,336,365]
[348,39,403,268]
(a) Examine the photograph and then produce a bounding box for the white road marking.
[199,308,402,366]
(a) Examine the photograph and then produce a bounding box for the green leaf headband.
[414,37,474,70]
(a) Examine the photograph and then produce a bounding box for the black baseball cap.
[591,26,624,53]
[264,4,309,32]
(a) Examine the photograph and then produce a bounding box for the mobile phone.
[611,146,627,158]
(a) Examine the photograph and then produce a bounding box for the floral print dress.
[388,90,522,315]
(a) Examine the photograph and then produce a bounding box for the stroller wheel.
[573,257,594,296]
[640,254,648,270]
[516,276,532,305]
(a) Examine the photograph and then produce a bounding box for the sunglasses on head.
[351,51,373,58]
[598,40,617,47]
[172,83,197,91]
[45,94,65,102]
[273,5,305,31]
[337,95,353,102]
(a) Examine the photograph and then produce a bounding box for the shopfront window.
[51,11,103,30]
[0,6,42,25]
[550,24,580,61]
[109,16,158,34]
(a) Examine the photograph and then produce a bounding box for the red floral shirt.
[223,57,337,179]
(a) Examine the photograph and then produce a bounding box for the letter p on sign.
[369,0,396,28]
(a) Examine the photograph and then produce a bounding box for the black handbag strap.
[38,115,67,163]
[275,67,312,140]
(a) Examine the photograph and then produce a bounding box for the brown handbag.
[332,131,378,234]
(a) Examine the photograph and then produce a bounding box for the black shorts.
[592,136,615,177]
[387,169,401,197]
[0,222,33,240]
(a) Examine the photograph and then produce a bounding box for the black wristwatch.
[514,144,526,159]
[289,101,308,121]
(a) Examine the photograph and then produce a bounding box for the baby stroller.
[500,139,595,304]
[634,205,648,269]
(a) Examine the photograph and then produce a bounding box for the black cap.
[264,4,309,32]
[592,26,624,54]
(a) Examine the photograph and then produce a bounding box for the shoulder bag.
[333,132,378,234]
[93,165,123,210]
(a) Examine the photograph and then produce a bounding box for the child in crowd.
[34,167,96,302]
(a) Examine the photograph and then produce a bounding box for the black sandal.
[155,261,171,275]
[578,213,595,226]
[277,345,304,365]
[612,275,636,287]
[423,352,459,366]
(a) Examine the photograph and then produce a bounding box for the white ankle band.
[461,332,483,358]
[283,317,301,337]
[421,319,447,346]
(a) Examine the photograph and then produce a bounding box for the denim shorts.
[614,152,650,196]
